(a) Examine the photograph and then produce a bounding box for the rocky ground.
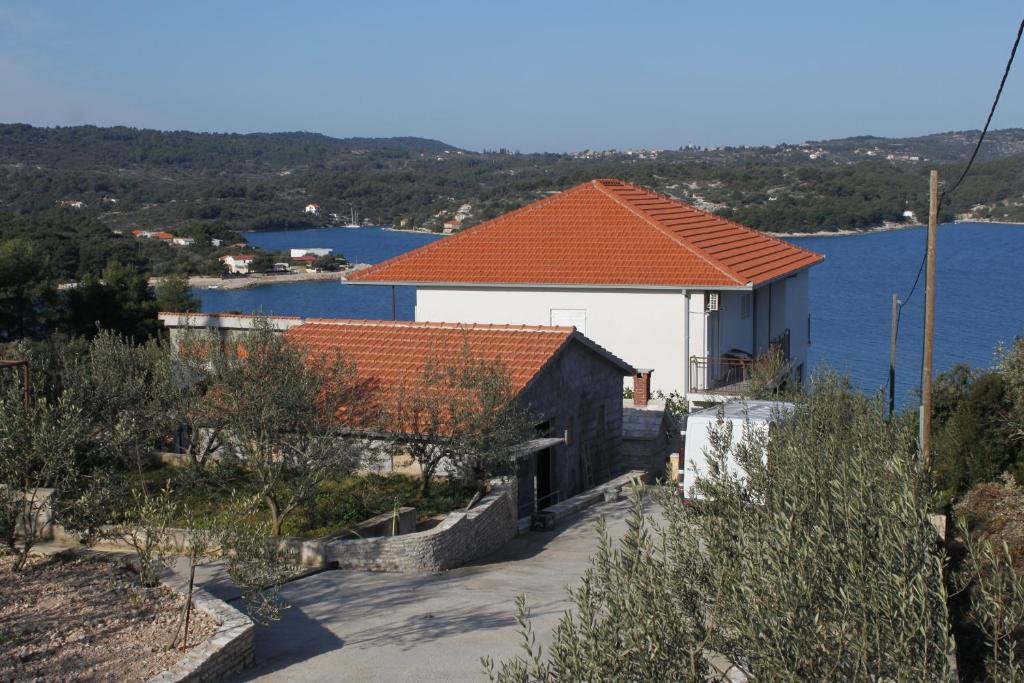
[0,553,217,682]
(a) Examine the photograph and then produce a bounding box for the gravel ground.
[0,553,217,682]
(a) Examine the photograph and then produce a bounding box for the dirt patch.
[0,553,218,682]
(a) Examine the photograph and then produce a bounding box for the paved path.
[190,498,656,682]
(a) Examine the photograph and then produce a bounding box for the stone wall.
[148,586,254,683]
[325,482,516,573]
[516,342,628,517]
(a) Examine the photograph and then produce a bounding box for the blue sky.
[1,1,1022,152]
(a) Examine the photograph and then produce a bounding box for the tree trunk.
[266,495,283,536]
[420,468,433,497]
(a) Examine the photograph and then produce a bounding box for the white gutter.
[683,291,691,401]
[345,280,756,292]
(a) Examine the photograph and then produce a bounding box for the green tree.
[0,386,85,571]
[155,274,200,313]
[64,261,159,341]
[489,374,956,681]
[387,341,534,497]
[0,239,57,341]
[214,319,371,534]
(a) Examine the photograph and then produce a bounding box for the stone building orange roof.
[284,319,632,400]
[347,178,823,288]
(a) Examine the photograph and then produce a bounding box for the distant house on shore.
[152,231,175,241]
[291,254,318,271]
[158,313,642,517]
[304,203,321,216]
[172,237,195,246]
[219,254,255,275]
[348,178,825,408]
[58,200,85,209]
[290,248,333,258]
[442,219,462,233]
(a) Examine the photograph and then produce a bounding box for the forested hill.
[2,122,1024,259]
[0,124,458,171]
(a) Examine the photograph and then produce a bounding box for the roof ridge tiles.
[590,180,746,286]
[347,178,823,288]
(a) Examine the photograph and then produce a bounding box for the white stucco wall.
[413,269,813,399]
[415,287,692,395]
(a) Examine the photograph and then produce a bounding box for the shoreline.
[767,218,1024,239]
[168,264,371,291]
[765,221,917,239]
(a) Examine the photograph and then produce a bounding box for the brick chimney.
[633,369,653,407]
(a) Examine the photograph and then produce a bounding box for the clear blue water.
[198,227,442,319]
[790,223,1024,404]
[197,223,1024,404]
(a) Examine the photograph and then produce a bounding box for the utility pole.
[920,170,939,471]
[889,292,899,419]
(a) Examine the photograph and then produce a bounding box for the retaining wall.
[148,585,254,683]
[325,483,517,573]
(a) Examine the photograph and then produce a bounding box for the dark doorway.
[535,447,554,510]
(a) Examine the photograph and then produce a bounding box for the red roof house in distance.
[348,178,824,404]
[157,313,636,516]
[219,254,256,275]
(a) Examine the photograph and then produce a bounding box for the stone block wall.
[148,586,254,683]
[326,483,516,573]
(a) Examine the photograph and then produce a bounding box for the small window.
[564,416,574,445]
[740,293,752,320]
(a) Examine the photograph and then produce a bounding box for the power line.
[887,16,1024,394]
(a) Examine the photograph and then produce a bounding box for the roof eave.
[345,279,755,291]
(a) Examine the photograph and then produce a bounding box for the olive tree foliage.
[488,373,957,682]
[54,332,178,544]
[484,493,711,683]
[950,518,1024,682]
[215,320,372,535]
[165,324,232,471]
[0,387,85,571]
[387,340,535,497]
[999,337,1024,442]
[165,495,296,651]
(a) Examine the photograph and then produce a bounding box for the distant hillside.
[807,128,1024,163]
[1,123,1023,249]
[0,124,459,172]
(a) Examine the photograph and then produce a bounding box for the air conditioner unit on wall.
[705,292,720,312]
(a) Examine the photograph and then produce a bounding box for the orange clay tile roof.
[284,319,632,400]
[348,178,823,288]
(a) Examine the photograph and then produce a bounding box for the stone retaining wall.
[148,586,254,683]
[325,483,516,573]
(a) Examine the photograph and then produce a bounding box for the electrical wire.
[886,16,1024,397]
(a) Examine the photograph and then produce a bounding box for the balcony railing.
[689,330,791,395]
[689,356,754,394]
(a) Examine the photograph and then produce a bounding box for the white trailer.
[680,400,793,500]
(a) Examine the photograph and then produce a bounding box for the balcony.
[689,330,790,395]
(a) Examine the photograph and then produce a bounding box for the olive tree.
[489,374,957,682]
[215,319,371,535]
[0,387,85,570]
[388,341,534,497]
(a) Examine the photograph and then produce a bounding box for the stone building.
[158,313,635,519]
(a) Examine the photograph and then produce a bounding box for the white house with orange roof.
[219,254,256,275]
[347,178,824,405]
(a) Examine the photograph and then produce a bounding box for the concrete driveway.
[189,498,656,682]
